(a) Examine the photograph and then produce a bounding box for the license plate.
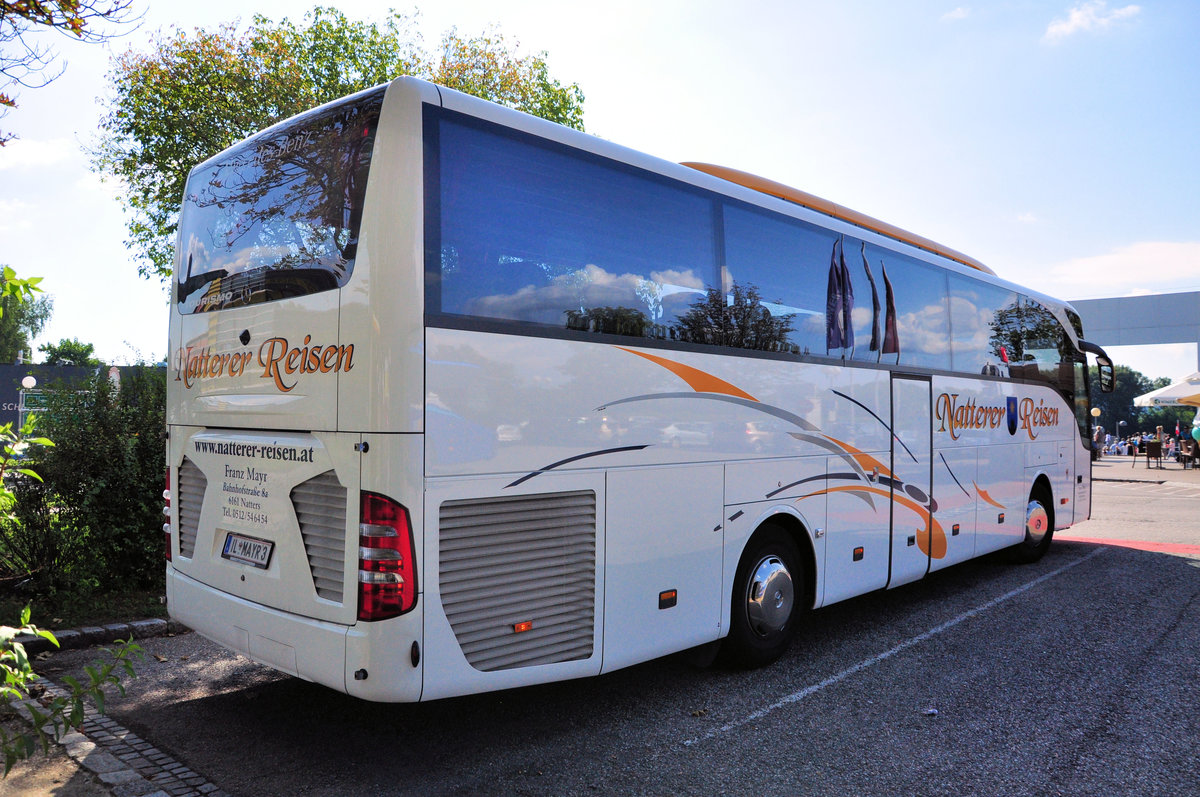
[221,532,274,569]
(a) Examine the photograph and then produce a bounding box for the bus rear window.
[176,86,386,313]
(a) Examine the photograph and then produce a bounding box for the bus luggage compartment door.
[601,464,723,673]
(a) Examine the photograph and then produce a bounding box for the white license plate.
[221,532,274,569]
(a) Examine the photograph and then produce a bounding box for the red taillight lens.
[163,467,172,562]
[358,492,417,621]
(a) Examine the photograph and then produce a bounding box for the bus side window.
[434,114,717,335]
[882,253,951,371]
[948,274,1018,377]
[1020,298,1068,391]
[722,203,829,355]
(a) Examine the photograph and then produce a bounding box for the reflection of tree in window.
[988,300,1031,364]
[989,299,1071,389]
[179,93,381,306]
[671,284,795,351]
[564,306,651,337]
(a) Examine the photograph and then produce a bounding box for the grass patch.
[0,589,166,631]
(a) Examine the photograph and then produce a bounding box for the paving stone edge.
[10,618,229,797]
[14,617,191,655]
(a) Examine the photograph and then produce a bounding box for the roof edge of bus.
[681,162,996,277]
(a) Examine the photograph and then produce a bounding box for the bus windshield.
[176,86,386,313]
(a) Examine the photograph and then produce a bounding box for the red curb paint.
[1057,536,1200,555]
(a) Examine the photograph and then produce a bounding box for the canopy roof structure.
[1133,372,1200,408]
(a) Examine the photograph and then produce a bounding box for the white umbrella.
[1133,371,1200,407]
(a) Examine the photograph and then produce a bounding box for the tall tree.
[38,336,101,366]
[0,262,50,361]
[1,0,138,145]
[90,6,585,281]
[1090,364,1153,436]
[1084,364,1196,437]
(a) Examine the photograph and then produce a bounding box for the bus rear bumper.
[167,568,424,702]
[167,568,349,691]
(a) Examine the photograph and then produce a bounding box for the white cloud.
[0,137,77,170]
[74,170,126,202]
[0,198,33,234]
[1017,212,1038,224]
[1044,1,1141,42]
[1044,241,1200,299]
[941,7,970,22]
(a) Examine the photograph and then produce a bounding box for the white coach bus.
[164,76,1114,702]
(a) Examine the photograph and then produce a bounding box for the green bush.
[0,476,84,595]
[5,367,166,595]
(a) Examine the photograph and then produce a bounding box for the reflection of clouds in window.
[948,294,993,352]
[464,264,709,326]
[947,275,1018,372]
[897,299,951,356]
[649,269,705,291]
[183,235,211,279]
[850,306,873,335]
[799,313,825,342]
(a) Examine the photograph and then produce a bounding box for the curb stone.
[16,676,228,797]
[11,619,228,797]
[14,617,190,655]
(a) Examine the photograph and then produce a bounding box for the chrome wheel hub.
[1026,500,1050,544]
[746,555,794,637]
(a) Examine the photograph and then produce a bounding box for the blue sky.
[1,0,1197,380]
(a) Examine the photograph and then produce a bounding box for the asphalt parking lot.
[32,459,1200,796]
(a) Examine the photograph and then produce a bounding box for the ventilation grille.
[177,458,205,559]
[290,470,348,603]
[440,490,597,672]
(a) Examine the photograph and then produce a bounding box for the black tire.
[719,524,805,668]
[1010,484,1055,563]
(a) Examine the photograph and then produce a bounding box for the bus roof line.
[681,162,996,277]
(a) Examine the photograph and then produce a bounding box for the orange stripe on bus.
[975,484,1005,509]
[616,347,757,401]
[821,435,894,479]
[803,485,947,559]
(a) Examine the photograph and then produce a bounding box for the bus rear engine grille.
[291,471,348,603]
[439,490,597,672]
[177,458,205,559]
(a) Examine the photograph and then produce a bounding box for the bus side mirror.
[1097,355,1114,393]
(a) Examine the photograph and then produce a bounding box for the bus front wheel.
[1010,485,1054,563]
[719,524,804,668]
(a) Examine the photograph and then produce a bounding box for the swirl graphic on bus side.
[506,348,995,561]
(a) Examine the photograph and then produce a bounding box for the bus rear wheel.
[1010,485,1054,563]
[719,524,804,668]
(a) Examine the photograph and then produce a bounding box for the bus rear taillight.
[358,492,417,621]
[163,468,172,562]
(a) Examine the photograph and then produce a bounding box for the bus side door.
[888,374,933,588]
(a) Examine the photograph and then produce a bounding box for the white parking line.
[683,547,1108,747]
